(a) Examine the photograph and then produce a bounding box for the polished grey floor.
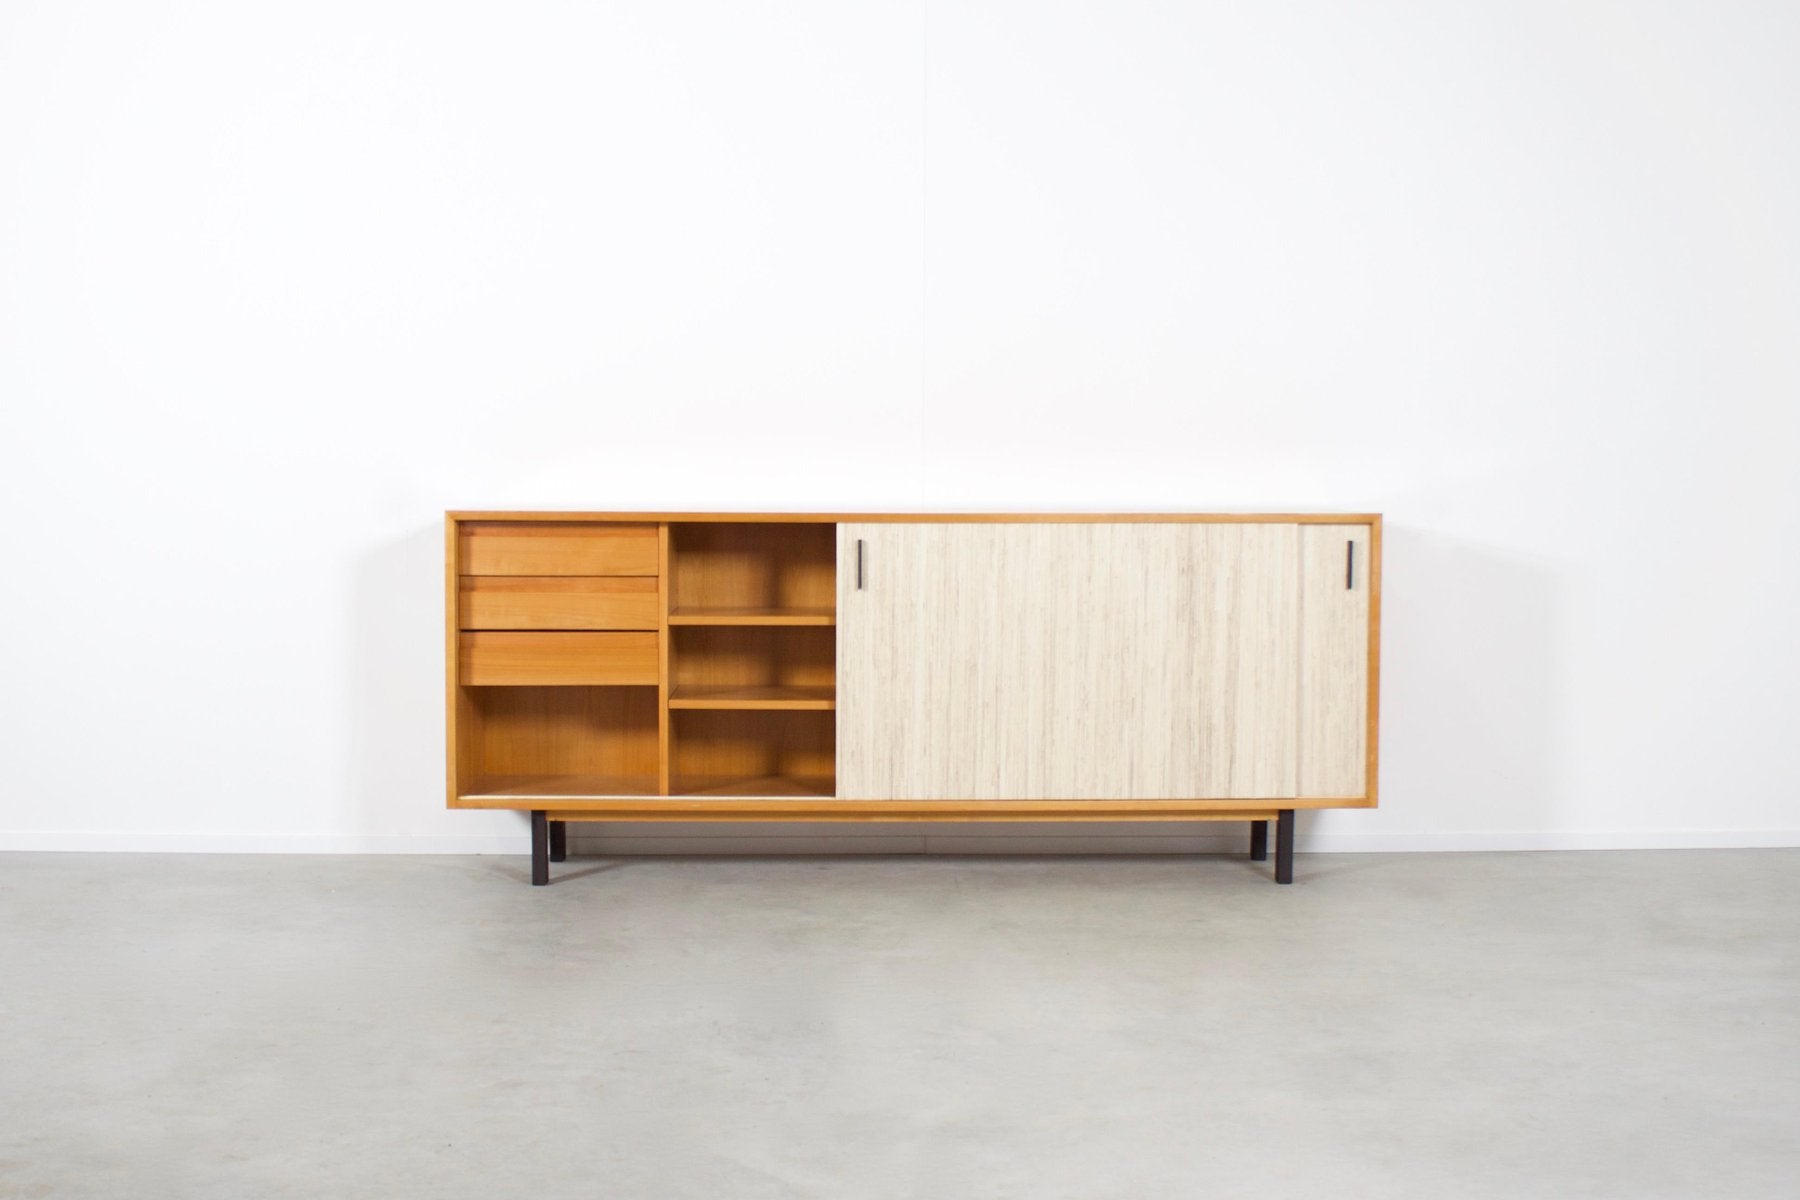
[1,849,1796,1199]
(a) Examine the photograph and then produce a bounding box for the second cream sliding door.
[836,523,1302,800]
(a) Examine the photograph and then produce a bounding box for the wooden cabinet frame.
[446,512,1382,885]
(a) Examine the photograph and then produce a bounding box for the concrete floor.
[1,850,1796,1199]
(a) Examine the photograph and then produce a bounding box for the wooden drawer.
[459,632,659,686]
[460,522,658,576]
[460,577,658,631]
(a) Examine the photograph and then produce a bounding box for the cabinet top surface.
[448,511,1381,524]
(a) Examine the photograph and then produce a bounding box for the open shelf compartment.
[665,527,838,767]
[457,685,659,801]
[668,521,835,623]
[669,709,835,798]
[668,623,835,712]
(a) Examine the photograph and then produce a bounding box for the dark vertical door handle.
[1346,540,1355,590]
[856,539,865,590]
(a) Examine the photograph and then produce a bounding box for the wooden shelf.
[668,685,835,711]
[461,774,659,800]
[462,774,836,800]
[671,774,836,798]
[668,607,835,626]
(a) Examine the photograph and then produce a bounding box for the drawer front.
[460,577,658,631]
[459,632,659,686]
[460,522,658,576]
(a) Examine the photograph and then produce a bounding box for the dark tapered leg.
[549,820,568,862]
[1249,820,1269,862]
[1274,809,1295,884]
[530,810,550,886]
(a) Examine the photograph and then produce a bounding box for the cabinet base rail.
[527,809,1299,887]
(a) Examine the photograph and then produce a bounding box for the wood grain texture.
[671,626,834,688]
[455,799,1287,819]
[1366,516,1382,805]
[668,774,836,798]
[446,517,474,804]
[669,710,836,791]
[669,522,836,609]
[452,511,1379,525]
[668,685,835,710]
[455,774,835,804]
[657,523,672,794]
[463,774,660,800]
[460,522,658,575]
[837,523,1301,800]
[459,632,658,686]
[465,686,658,791]
[459,576,658,630]
[668,607,835,625]
[1298,525,1372,796]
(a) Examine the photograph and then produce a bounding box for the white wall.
[3,0,1796,853]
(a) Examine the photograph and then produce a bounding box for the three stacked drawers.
[457,523,660,685]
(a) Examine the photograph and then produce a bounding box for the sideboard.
[446,512,1381,884]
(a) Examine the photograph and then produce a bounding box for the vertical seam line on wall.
[919,0,930,500]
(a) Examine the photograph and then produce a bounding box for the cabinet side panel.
[1298,524,1373,797]
[447,516,463,805]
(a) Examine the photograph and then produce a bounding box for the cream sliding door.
[836,523,1303,800]
[1297,524,1373,797]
